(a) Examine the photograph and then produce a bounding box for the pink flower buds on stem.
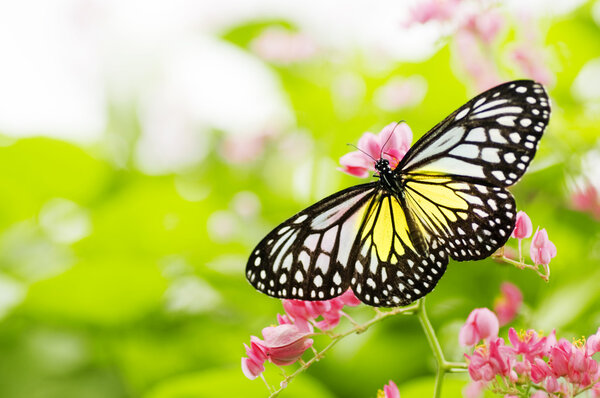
[530,227,557,279]
[512,211,532,261]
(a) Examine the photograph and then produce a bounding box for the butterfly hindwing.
[350,193,448,306]
[402,176,516,261]
[399,80,550,187]
[246,183,378,300]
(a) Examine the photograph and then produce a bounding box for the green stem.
[416,298,467,398]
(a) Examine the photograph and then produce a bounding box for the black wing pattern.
[246,183,378,300]
[399,80,550,187]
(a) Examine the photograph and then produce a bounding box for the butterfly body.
[246,80,550,307]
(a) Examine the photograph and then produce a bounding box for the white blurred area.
[0,0,583,174]
[0,0,434,174]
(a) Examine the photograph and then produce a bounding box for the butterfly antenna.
[347,143,376,162]
[379,120,407,159]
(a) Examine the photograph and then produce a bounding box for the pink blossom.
[587,327,600,355]
[544,375,560,393]
[463,9,504,44]
[260,324,313,366]
[494,282,523,326]
[466,337,514,382]
[338,122,412,178]
[529,228,557,266]
[571,184,600,220]
[282,289,361,331]
[241,340,267,380]
[530,357,552,383]
[379,380,400,398]
[508,328,547,363]
[511,211,533,239]
[548,338,599,386]
[241,323,313,378]
[459,308,500,347]
[404,0,459,26]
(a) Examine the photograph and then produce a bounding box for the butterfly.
[246,80,550,307]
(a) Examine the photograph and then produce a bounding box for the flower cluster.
[241,289,361,381]
[404,0,553,90]
[462,309,600,397]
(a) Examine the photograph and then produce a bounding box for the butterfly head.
[375,158,393,175]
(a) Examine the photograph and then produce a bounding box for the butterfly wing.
[399,80,550,187]
[396,80,549,262]
[350,192,448,306]
[402,176,516,260]
[246,183,378,300]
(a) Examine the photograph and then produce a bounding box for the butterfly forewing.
[246,183,378,300]
[399,80,550,187]
[350,193,448,306]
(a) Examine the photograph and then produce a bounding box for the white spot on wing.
[465,127,486,142]
[450,144,479,159]
[455,108,469,120]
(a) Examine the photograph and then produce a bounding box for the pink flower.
[586,327,600,355]
[530,357,552,383]
[508,328,547,363]
[466,337,514,382]
[530,228,557,266]
[459,308,500,347]
[494,282,523,326]
[548,338,599,387]
[282,289,361,331]
[338,122,412,178]
[241,323,314,379]
[260,324,313,366]
[378,380,400,398]
[511,211,533,239]
[571,184,600,220]
[241,340,267,380]
[463,9,504,43]
[404,0,459,26]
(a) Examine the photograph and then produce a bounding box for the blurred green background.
[0,1,599,397]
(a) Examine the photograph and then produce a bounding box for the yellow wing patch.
[361,195,414,260]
